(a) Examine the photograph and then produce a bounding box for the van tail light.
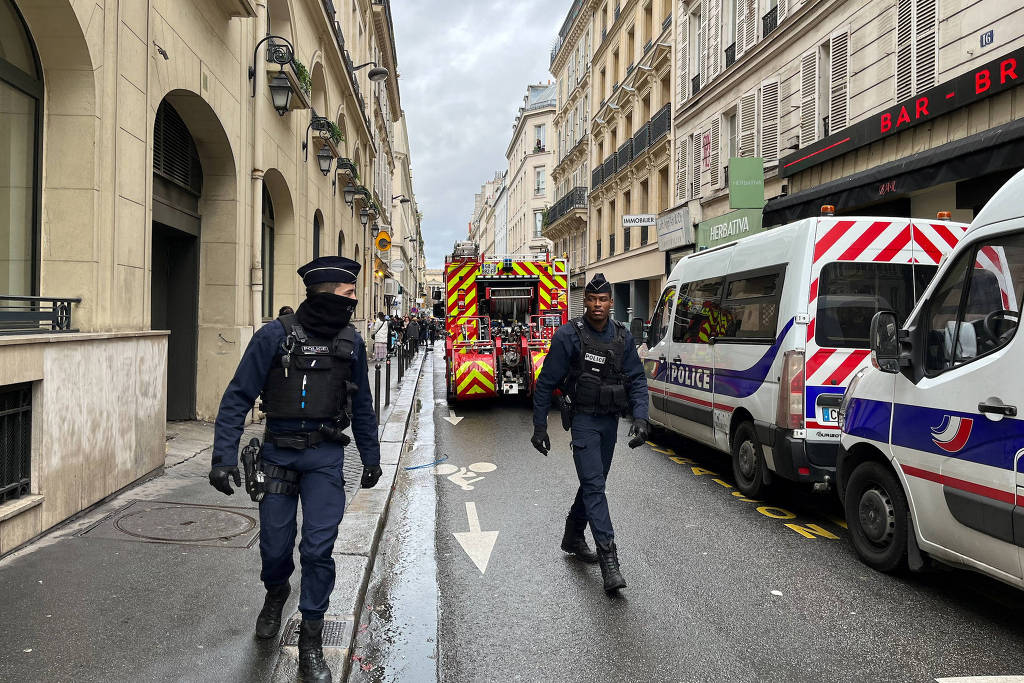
[776,350,805,430]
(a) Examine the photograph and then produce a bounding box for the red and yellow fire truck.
[444,242,569,403]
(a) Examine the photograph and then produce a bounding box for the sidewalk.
[0,349,428,683]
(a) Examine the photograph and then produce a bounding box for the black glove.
[628,418,650,449]
[531,424,550,456]
[209,466,241,495]
[361,465,383,489]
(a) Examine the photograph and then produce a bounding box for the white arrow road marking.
[453,502,498,574]
[442,408,463,426]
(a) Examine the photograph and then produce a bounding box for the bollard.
[374,362,381,423]
[398,344,404,382]
[385,356,392,406]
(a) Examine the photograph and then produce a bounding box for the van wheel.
[844,460,908,573]
[731,421,768,498]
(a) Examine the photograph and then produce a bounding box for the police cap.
[585,272,612,295]
[297,256,361,286]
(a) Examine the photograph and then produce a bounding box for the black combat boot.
[254,583,290,639]
[560,517,598,564]
[298,619,332,682]
[596,541,627,593]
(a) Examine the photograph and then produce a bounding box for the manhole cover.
[115,505,256,542]
[282,617,352,647]
[81,500,260,548]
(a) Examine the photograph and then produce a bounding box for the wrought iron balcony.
[603,154,617,181]
[544,186,589,227]
[692,74,701,96]
[650,103,671,142]
[592,166,604,189]
[617,139,633,169]
[763,5,778,37]
[725,42,736,68]
[633,121,650,155]
[0,295,81,335]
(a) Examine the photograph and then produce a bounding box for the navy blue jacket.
[533,317,649,427]
[212,320,380,468]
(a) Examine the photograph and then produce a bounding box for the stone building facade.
[0,0,420,554]
[505,84,556,255]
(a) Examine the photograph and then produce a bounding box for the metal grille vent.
[489,288,533,299]
[154,101,203,195]
[0,383,32,504]
[282,617,352,647]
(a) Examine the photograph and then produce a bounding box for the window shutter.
[707,0,723,80]
[829,29,849,133]
[915,0,937,94]
[710,117,722,188]
[778,0,788,21]
[895,0,913,102]
[693,129,703,198]
[739,90,757,157]
[743,0,757,53]
[676,135,688,201]
[735,5,746,59]
[699,0,709,83]
[799,50,818,147]
[761,78,780,164]
[677,11,689,105]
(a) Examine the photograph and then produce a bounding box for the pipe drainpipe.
[250,0,268,329]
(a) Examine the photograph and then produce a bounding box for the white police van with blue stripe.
[838,169,1024,584]
[640,210,967,498]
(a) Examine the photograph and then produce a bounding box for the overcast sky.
[392,0,566,269]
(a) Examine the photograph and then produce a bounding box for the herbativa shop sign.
[697,208,764,249]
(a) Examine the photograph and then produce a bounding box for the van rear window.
[815,263,937,348]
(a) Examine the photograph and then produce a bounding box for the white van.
[838,171,1024,584]
[640,211,968,497]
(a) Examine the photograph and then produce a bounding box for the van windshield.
[815,263,938,348]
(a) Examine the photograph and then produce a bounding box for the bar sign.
[981,30,994,48]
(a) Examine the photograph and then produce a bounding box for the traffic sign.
[375,230,392,251]
[390,259,406,273]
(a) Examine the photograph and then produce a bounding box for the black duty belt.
[262,462,301,496]
[267,430,326,450]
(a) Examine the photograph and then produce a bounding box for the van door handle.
[672,355,683,364]
[658,355,667,365]
[979,401,1017,417]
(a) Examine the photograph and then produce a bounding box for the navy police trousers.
[567,413,618,545]
[258,441,346,621]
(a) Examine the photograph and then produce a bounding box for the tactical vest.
[567,317,631,416]
[260,314,358,424]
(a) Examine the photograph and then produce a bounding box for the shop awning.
[763,117,1024,226]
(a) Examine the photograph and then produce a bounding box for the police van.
[639,210,968,497]
[838,170,1024,583]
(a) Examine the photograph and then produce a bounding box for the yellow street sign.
[375,230,392,251]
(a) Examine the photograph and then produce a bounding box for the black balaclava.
[296,292,356,338]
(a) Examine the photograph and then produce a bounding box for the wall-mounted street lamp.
[391,194,411,204]
[343,185,356,206]
[315,144,334,176]
[302,114,330,161]
[359,207,370,227]
[371,223,380,239]
[249,35,295,116]
[352,61,390,83]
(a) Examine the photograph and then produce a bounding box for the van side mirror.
[869,311,900,373]
[630,317,644,339]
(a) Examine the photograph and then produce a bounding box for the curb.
[271,351,428,681]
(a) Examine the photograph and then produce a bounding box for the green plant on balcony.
[542,207,551,227]
[325,120,344,145]
[291,58,312,96]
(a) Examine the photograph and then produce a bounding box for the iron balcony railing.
[0,382,31,504]
[651,103,671,142]
[592,166,604,189]
[633,121,650,155]
[603,154,617,181]
[763,5,778,37]
[617,139,633,169]
[692,73,701,96]
[0,295,81,335]
[544,186,589,227]
[725,42,736,68]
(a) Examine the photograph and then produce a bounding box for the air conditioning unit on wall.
[383,278,399,297]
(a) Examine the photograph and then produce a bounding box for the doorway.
[152,222,199,420]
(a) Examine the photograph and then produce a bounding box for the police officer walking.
[208,256,382,682]
[531,273,650,593]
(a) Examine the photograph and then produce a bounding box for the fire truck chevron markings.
[443,408,463,426]
[453,502,498,574]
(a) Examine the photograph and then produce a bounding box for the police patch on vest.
[584,352,607,364]
[302,345,331,354]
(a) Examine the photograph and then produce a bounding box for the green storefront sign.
[728,157,765,209]
[697,208,764,249]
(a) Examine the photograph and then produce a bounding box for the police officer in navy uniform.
[531,273,650,593]
[208,256,382,682]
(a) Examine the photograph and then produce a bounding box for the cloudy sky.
[392,0,567,268]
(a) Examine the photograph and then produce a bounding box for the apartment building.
[546,0,594,316]
[469,172,505,255]
[0,0,419,554]
[388,114,424,316]
[672,0,1024,250]
[506,84,557,254]
[587,0,676,321]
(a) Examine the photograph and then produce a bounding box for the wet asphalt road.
[354,347,1024,683]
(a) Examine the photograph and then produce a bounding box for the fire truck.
[444,242,569,403]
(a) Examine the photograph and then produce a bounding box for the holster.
[241,438,266,502]
[558,394,574,432]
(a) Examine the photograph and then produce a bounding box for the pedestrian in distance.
[419,316,429,348]
[407,317,420,354]
[371,312,389,362]
[531,273,650,594]
[208,255,383,682]
[428,318,438,349]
